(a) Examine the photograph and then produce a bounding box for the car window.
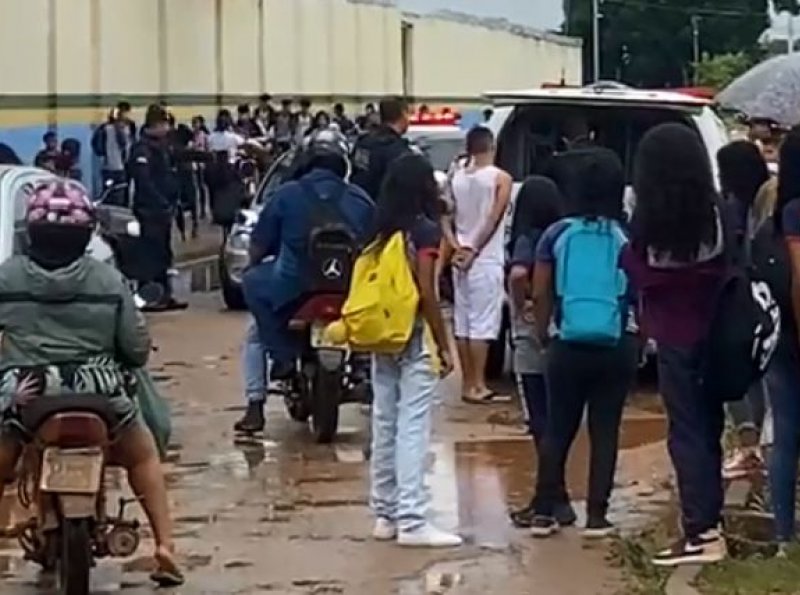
[413,137,464,171]
[255,152,294,207]
[495,104,695,183]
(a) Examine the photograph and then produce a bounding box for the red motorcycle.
[282,293,371,443]
[1,395,141,595]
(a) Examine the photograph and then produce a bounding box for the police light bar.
[410,110,460,126]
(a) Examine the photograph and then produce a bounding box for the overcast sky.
[397,0,563,30]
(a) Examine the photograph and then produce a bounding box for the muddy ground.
[0,293,674,594]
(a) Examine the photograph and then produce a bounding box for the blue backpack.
[553,217,628,345]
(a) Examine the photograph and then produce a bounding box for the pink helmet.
[26,179,95,228]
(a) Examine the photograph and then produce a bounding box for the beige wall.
[262,0,403,97]
[406,16,582,97]
[165,0,218,95]
[0,0,581,104]
[98,0,161,94]
[0,0,49,94]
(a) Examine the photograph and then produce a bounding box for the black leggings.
[534,336,637,518]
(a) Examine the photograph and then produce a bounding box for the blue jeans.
[241,267,303,368]
[242,319,267,404]
[370,325,437,532]
[766,341,800,542]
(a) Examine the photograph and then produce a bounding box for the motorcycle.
[280,293,371,444]
[0,394,142,594]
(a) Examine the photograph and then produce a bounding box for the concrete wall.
[405,14,582,98]
[0,0,581,184]
[0,0,580,106]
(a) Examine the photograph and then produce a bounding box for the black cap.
[144,104,169,128]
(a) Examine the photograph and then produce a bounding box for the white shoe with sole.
[372,518,397,541]
[397,524,463,548]
[652,529,727,567]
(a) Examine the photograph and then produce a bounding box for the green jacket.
[0,255,150,370]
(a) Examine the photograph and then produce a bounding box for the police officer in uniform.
[350,96,413,203]
[129,104,186,311]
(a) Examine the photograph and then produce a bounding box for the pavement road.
[0,293,672,594]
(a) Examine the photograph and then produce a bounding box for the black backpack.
[300,179,359,294]
[751,216,793,328]
[91,125,107,158]
[703,211,781,402]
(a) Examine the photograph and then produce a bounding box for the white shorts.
[453,262,505,341]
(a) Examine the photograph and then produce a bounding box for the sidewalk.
[173,220,223,264]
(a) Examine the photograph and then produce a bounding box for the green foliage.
[694,51,754,90]
[563,0,768,87]
[697,544,800,594]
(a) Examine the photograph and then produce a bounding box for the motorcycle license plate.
[310,323,345,350]
[40,448,104,494]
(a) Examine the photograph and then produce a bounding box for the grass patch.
[607,528,672,595]
[695,545,800,595]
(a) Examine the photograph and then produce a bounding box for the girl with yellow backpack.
[327,154,459,547]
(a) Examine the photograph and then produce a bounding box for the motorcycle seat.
[19,394,117,433]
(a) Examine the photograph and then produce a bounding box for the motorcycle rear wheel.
[58,518,92,595]
[311,367,341,444]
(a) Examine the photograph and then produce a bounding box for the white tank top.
[451,165,505,265]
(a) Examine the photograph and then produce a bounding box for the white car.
[406,124,466,172]
[479,85,730,376]
[0,166,118,264]
[484,85,729,207]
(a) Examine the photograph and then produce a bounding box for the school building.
[0,0,582,182]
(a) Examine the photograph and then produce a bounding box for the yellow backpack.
[326,232,419,354]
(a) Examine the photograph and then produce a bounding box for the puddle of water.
[425,416,667,548]
[395,558,512,595]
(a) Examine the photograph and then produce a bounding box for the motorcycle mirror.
[137,282,164,307]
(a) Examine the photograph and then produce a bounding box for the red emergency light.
[410,109,460,126]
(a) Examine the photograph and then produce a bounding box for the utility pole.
[691,15,701,83]
[592,0,601,81]
[789,11,795,54]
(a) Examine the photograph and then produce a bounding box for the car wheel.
[219,252,247,311]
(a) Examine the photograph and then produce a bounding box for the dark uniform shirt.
[350,126,412,202]
[129,135,178,213]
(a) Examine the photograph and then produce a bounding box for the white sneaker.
[397,523,463,548]
[372,518,397,541]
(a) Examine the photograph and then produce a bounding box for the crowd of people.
[236,92,800,563]
[0,97,386,313]
[4,87,800,582]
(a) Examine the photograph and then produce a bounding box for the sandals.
[151,550,185,588]
[151,569,185,588]
[462,390,512,405]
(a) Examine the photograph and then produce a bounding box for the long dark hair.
[374,154,439,244]
[632,123,717,262]
[717,140,769,208]
[776,126,800,234]
[509,176,563,251]
[0,143,22,165]
[565,147,625,221]
[215,109,233,133]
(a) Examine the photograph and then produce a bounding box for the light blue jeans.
[242,318,268,403]
[370,325,437,532]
